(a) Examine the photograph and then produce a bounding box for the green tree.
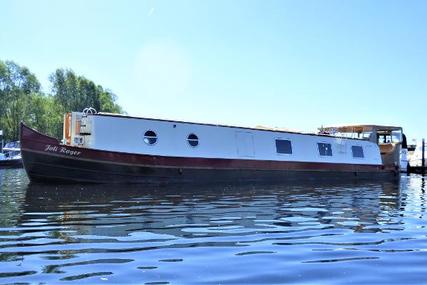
[0,60,41,141]
[0,61,125,141]
[49,69,123,114]
[98,87,123,114]
[26,93,63,139]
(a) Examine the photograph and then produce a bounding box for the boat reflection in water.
[23,180,402,238]
[2,174,427,284]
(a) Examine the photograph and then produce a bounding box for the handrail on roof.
[321,125,402,133]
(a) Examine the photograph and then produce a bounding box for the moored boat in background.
[20,109,404,184]
[408,141,427,173]
[0,141,23,169]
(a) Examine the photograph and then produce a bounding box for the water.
[1,169,427,284]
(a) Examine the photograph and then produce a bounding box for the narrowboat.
[20,109,405,184]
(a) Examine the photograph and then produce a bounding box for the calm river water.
[1,168,427,284]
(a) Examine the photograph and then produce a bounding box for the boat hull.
[0,158,23,169]
[407,165,426,174]
[20,123,398,184]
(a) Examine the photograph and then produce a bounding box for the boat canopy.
[3,141,21,152]
[319,125,404,146]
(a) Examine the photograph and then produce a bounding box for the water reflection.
[0,169,28,228]
[22,180,400,237]
[1,170,427,284]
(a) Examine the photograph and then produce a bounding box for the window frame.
[143,130,158,146]
[351,145,364,158]
[187,133,199,148]
[317,142,333,157]
[275,138,293,155]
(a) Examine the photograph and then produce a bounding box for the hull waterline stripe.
[21,148,383,173]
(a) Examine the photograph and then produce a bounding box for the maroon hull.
[20,123,398,184]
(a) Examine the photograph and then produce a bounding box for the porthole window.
[144,130,157,145]
[187,133,199,147]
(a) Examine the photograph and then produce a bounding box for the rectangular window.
[336,139,347,154]
[318,143,332,156]
[352,146,364,158]
[276,139,292,154]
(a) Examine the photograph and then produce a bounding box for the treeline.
[0,60,124,141]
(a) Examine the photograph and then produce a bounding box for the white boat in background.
[0,141,23,168]
[20,109,405,184]
[400,147,409,173]
[408,141,427,172]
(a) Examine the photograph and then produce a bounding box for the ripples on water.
[1,169,427,284]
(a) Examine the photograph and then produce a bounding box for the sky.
[1,0,426,141]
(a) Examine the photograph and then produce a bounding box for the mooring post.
[422,138,426,176]
[0,130,3,153]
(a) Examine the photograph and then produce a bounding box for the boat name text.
[44,145,81,156]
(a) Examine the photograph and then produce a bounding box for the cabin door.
[235,131,255,157]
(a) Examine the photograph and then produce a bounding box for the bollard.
[422,139,425,176]
[0,129,3,153]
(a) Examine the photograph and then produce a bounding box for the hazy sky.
[1,0,426,140]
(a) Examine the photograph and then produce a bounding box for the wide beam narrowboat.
[20,109,405,184]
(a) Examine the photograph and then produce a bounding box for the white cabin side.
[65,112,383,165]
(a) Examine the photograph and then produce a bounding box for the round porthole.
[144,130,157,145]
[187,133,199,147]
